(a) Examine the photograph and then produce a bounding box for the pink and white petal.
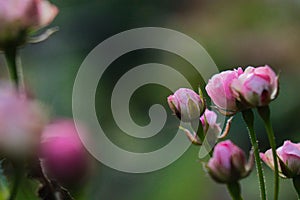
[37,0,58,28]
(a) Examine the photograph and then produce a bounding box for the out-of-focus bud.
[205,68,244,116]
[167,88,205,122]
[260,140,300,178]
[0,0,58,49]
[0,84,47,158]
[231,65,279,107]
[206,140,254,183]
[40,120,89,184]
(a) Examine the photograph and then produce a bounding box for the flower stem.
[293,176,300,199]
[4,47,24,90]
[9,163,22,200]
[4,47,19,86]
[227,182,243,200]
[242,109,266,200]
[257,106,279,200]
[4,48,25,200]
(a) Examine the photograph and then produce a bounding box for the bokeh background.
[1,0,300,199]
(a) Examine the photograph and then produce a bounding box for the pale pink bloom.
[0,84,47,158]
[205,68,243,115]
[40,119,89,184]
[231,65,278,107]
[167,88,205,122]
[207,140,254,183]
[0,0,58,48]
[260,140,300,178]
[200,109,221,135]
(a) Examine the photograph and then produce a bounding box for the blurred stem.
[9,163,22,200]
[4,47,19,86]
[293,176,300,199]
[4,47,24,90]
[258,106,279,200]
[227,182,243,200]
[242,109,266,200]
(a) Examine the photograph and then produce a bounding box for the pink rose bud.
[207,140,254,183]
[40,120,89,184]
[205,68,243,116]
[167,88,205,122]
[0,0,58,49]
[0,84,47,158]
[231,65,279,107]
[200,109,221,135]
[179,109,221,145]
[260,140,300,178]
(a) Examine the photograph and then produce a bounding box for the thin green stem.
[4,47,19,87]
[9,163,22,200]
[242,109,267,200]
[15,54,25,91]
[195,119,214,157]
[258,106,279,200]
[227,182,243,200]
[4,47,25,91]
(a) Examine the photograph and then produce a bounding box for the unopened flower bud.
[231,65,278,107]
[167,88,205,122]
[200,109,221,135]
[0,84,47,158]
[0,0,58,49]
[260,140,300,178]
[206,140,254,183]
[205,68,244,116]
[40,119,89,184]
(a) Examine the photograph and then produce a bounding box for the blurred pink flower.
[207,140,253,183]
[167,88,205,122]
[231,65,278,107]
[205,68,243,116]
[260,140,300,178]
[0,84,47,158]
[40,119,89,184]
[0,0,58,48]
[200,109,221,135]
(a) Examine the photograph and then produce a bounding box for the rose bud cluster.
[168,88,222,145]
[206,140,254,183]
[40,119,89,184]
[0,84,47,158]
[0,84,90,185]
[260,140,300,178]
[167,88,205,122]
[0,0,58,49]
[206,65,278,115]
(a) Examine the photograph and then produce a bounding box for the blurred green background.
[1,0,300,199]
